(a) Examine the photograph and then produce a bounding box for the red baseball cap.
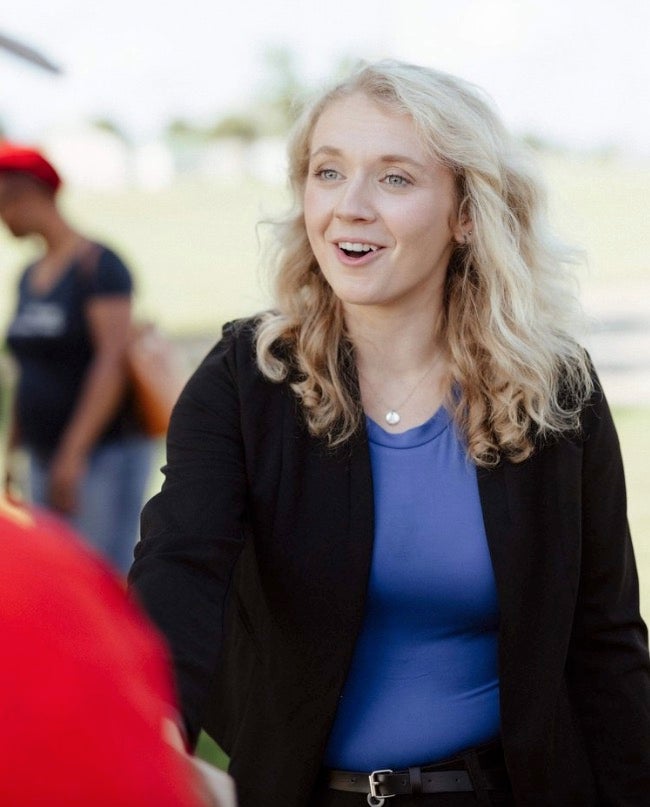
[0,141,62,192]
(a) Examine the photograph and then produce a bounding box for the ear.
[451,194,472,245]
[452,212,472,245]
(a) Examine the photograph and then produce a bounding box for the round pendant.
[385,410,400,426]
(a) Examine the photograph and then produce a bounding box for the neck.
[30,218,88,284]
[41,221,83,255]
[345,301,446,377]
[343,297,450,430]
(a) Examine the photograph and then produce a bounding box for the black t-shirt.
[6,244,139,457]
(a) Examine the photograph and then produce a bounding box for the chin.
[5,223,28,237]
[336,294,388,310]
[323,278,381,307]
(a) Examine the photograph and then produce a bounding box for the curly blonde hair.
[255,60,593,465]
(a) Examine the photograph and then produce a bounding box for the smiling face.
[303,92,465,319]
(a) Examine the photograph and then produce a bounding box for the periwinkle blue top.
[323,406,501,770]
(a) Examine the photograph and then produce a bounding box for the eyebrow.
[309,145,426,169]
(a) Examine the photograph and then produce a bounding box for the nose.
[334,175,376,222]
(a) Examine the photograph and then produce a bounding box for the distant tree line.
[81,45,621,160]
[165,46,315,146]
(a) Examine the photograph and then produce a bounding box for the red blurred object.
[0,498,204,806]
[0,142,62,192]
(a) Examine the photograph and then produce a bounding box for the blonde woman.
[130,61,650,806]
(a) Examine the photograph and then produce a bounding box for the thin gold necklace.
[360,360,438,427]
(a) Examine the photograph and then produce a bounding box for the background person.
[0,142,153,574]
[129,61,650,806]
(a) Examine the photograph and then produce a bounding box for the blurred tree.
[254,45,305,135]
[90,117,130,144]
[162,46,357,144]
[208,115,258,143]
[253,46,360,136]
[165,119,210,144]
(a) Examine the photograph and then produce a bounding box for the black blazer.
[130,320,650,807]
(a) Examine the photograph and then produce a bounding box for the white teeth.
[338,241,379,253]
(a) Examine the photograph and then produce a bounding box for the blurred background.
[1,0,648,615]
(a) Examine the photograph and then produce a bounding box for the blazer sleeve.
[128,326,248,745]
[567,378,650,802]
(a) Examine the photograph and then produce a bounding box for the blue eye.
[316,169,341,181]
[383,174,409,187]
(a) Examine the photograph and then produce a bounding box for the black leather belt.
[329,766,508,794]
[327,744,510,804]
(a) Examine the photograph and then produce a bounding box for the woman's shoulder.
[175,313,288,424]
[218,312,297,377]
[534,357,617,456]
[220,315,260,343]
[81,241,133,295]
[190,314,268,384]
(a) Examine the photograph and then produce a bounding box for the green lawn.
[0,177,286,335]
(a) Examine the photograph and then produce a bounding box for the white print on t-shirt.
[8,302,66,338]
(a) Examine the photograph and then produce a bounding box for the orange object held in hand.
[127,322,187,437]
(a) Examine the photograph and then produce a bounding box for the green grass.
[0,177,287,336]
[539,153,650,285]
[196,731,229,769]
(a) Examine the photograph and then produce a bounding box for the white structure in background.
[196,136,286,184]
[248,137,287,184]
[42,127,176,191]
[39,126,285,190]
[133,141,175,190]
[43,125,131,191]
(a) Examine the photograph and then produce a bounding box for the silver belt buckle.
[367,768,394,806]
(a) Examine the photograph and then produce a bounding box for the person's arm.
[566,379,650,803]
[48,295,132,513]
[129,327,249,745]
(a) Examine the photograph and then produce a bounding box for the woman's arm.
[567,381,650,802]
[48,295,132,513]
[129,330,249,745]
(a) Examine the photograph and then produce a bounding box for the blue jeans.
[29,435,155,575]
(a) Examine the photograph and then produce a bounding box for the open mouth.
[337,241,381,259]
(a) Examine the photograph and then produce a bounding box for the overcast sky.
[2,0,649,154]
